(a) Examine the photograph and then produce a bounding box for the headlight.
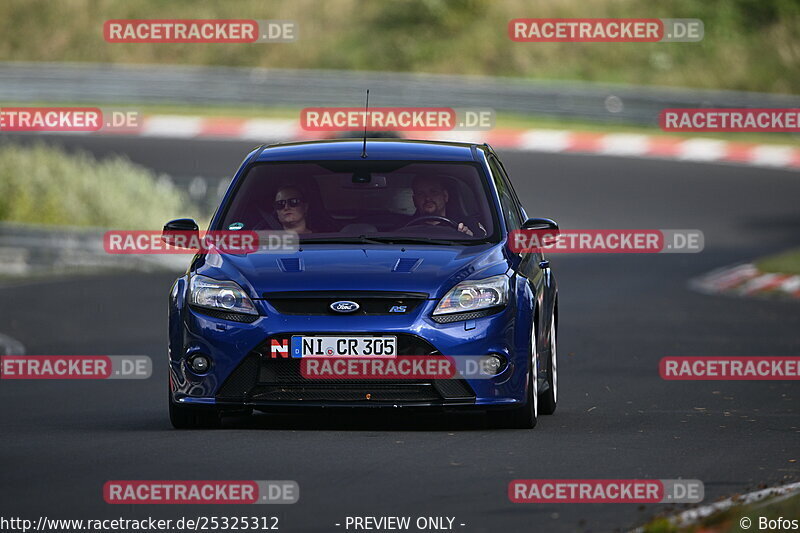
[189,275,258,316]
[433,274,508,316]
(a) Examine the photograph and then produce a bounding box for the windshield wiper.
[299,236,389,245]
[376,236,462,246]
[382,236,498,246]
[300,235,460,246]
[355,235,461,246]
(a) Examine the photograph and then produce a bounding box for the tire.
[488,321,538,429]
[538,310,558,415]
[168,386,221,429]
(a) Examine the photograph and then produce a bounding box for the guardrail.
[0,222,188,276]
[2,62,799,126]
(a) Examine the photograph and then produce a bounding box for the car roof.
[255,138,487,162]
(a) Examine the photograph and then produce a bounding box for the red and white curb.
[92,115,800,171]
[690,263,800,299]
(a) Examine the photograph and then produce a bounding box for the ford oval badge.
[330,301,360,313]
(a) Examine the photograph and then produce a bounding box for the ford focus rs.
[166,139,559,429]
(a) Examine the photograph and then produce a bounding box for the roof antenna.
[360,89,370,159]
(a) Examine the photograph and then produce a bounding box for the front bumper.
[169,296,530,409]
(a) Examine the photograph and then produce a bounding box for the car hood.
[194,243,510,299]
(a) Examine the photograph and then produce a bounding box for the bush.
[0,142,199,229]
[0,0,798,92]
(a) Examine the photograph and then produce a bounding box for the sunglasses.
[273,197,304,210]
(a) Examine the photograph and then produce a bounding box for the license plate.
[291,336,397,357]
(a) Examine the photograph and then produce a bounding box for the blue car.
[166,139,559,429]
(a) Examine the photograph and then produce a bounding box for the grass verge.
[756,248,800,276]
[642,490,800,532]
[1,0,799,93]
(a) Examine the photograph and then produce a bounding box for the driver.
[410,175,484,236]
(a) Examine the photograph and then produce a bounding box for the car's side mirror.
[521,217,559,232]
[162,218,199,248]
[520,217,560,247]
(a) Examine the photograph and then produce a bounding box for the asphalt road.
[1,134,799,533]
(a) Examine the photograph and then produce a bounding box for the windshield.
[217,161,499,244]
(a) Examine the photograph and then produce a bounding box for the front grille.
[190,306,259,323]
[215,333,475,404]
[250,384,440,402]
[261,291,429,316]
[217,355,260,399]
[432,379,476,400]
[430,306,505,323]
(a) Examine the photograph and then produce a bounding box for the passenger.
[273,186,313,234]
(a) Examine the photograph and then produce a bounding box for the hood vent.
[393,258,422,273]
[277,257,303,272]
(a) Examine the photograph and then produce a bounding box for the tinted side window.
[488,157,522,231]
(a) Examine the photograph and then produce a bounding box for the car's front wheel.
[538,310,558,415]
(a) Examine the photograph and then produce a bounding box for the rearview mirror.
[162,218,199,248]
